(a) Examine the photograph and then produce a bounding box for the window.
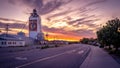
[13,42,16,44]
[2,42,6,45]
[8,42,10,44]
[1,42,4,45]
[9,42,11,44]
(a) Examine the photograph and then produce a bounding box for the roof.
[0,33,34,41]
[0,34,23,41]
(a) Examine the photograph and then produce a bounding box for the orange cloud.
[44,32,81,41]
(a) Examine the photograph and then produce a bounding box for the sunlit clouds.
[0,0,120,41]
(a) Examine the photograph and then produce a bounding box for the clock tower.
[29,9,44,40]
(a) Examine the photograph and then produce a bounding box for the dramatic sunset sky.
[0,0,120,41]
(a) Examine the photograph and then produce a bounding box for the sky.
[0,0,120,41]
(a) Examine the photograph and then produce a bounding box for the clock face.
[29,20,37,31]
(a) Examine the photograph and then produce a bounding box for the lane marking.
[66,50,76,54]
[16,49,79,68]
[78,50,84,54]
[15,57,27,60]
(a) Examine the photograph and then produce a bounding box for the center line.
[16,48,80,68]
[78,50,84,54]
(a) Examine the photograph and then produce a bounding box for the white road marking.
[78,50,84,54]
[16,49,79,68]
[15,57,27,60]
[67,50,76,54]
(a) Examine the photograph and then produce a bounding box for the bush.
[55,44,59,47]
[41,45,49,49]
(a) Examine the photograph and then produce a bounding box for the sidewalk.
[80,46,120,68]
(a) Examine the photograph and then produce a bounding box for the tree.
[80,38,97,45]
[97,18,120,51]
[97,26,112,49]
[80,38,89,44]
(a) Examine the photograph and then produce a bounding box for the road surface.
[0,44,90,68]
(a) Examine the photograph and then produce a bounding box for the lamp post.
[46,33,49,41]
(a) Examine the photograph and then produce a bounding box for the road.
[0,44,90,68]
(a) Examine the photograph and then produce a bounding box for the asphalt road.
[0,44,90,68]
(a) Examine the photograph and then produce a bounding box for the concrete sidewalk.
[80,46,120,68]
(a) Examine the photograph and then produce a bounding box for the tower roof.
[33,9,37,13]
[31,9,39,17]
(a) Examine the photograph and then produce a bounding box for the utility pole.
[5,24,9,35]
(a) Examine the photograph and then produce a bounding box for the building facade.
[29,9,44,40]
[0,34,25,47]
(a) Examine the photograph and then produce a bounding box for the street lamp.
[46,33,49,41]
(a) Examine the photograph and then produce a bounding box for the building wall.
[29,10,44,40]
[0,40,25,47]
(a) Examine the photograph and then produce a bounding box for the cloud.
[73,19,100,27]
[76,0,107,14]
[43,26,77,36]
[42,26,64,33]
[72,29,96,38]
[7,0,104,39]
[0,22,27,29]
[46,9,72,21]
[67,15,96,25]
[82,0,107,8]
[0,17,25,23]
[42,25,95,38]
[8,0,43,8]
[0,18,27,33]
[85,0,107,6]
[46,5,98,22]
[9,0,73,15]
[0,17,28,32]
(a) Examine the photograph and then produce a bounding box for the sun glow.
[44,32,81,41]
[51,21,68,28]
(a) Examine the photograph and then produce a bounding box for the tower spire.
[33,9,37,13]
[31,9,38,17]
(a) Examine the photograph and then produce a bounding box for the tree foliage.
[80,38,97,44]
[97,18,120,51]
[80,38,90,44]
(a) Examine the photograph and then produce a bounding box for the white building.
[0,34,25,47]
[29,9,44,40]
[0,33,35,47]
